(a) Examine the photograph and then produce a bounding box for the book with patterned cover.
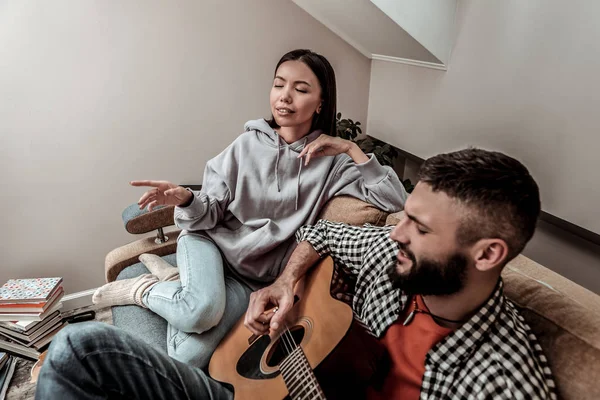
[0,278,63,304]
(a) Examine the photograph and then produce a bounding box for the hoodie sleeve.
[328,154,407,213]
[173,145,236,231]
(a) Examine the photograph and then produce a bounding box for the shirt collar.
[424,279,505,369]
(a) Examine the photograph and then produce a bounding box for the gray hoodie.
[175,119,406,288]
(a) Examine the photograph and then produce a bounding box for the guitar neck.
[279,346,326,400]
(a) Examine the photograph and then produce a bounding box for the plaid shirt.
[296,220,557,400]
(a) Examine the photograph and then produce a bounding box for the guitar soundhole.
[265,326,305,367]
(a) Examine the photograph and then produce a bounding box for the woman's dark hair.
[267,49,337,136]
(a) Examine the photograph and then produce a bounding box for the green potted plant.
[334,112,414,193]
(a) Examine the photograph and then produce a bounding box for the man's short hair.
[418,148,541,262]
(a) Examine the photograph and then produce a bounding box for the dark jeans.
[35,322,233,400]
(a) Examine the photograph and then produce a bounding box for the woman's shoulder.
[227,130,262,153]
[219,129,259,149]
[210,129,271,162]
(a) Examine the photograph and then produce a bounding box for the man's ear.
[471,239,508,272]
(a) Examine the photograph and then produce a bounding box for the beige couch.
[106,196,600,400]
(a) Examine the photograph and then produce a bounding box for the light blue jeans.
[142,234,252,369]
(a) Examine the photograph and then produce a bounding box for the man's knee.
[45,325,76,365]
[44,323,110,369]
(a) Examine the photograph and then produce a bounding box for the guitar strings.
[280,323,295,356]
[281,322,320,391]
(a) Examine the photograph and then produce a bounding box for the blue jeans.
[35,322,233,400]
[142,235,252,368]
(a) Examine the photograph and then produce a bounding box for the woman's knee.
[175,293,226,333]
[167,329,212,370]
[177,235,223,268]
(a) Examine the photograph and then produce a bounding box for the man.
[245,147,556,399]
[35,148,556,399]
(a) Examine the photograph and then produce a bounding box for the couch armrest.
[122,204,175,234]
[502,255,600,400]
[105,229,181,282]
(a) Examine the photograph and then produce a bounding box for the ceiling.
[292,0,457,70]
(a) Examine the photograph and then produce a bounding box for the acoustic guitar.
[208,257,354,400]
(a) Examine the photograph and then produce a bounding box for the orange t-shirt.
[367,295,453,400]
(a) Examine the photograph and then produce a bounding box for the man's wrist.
[276,273,296,287]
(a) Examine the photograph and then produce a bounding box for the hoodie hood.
[244,118,322,152]
[245,119,323,210]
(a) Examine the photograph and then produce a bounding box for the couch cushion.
[318,196,389,226]
[386,211,404,226]
[112,254,176,353]
[502,256,600,400]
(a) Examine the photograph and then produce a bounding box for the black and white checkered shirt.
[296,220,557,399]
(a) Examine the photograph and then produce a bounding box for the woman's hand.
[130,180,193,211]
[297,134,369,166]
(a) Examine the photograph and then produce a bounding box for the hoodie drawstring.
[274,134,306,210]
[295,137,307,211]
[275,134,281,192]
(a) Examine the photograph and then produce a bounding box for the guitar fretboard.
[279,346,326,400]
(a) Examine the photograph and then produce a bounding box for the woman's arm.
[330,153,407,213]
[298,134,407,212]
[173,143,238,231]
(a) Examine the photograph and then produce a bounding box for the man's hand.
[244,279,295,336]
[244,241,321,336]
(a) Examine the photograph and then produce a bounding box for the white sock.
[92,274,158,308]
[139,254,180,282]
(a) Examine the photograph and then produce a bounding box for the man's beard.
[390,244,468,296]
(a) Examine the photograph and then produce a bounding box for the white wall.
[0,0,371,294]
[292,0,439,63]
[367,0,600,234]
[370,0,457,64]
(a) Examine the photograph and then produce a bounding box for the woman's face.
[270,60,322,133]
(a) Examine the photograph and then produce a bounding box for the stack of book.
[0,352,17,399]
[0,278,65,360]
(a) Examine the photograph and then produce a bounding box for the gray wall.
[0,0,371,294]
[367,0,600,235]
[524,220,600,294]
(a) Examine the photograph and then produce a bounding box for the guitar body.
[209,257,353,400]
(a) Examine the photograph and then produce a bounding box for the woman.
[93,49,407,368]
